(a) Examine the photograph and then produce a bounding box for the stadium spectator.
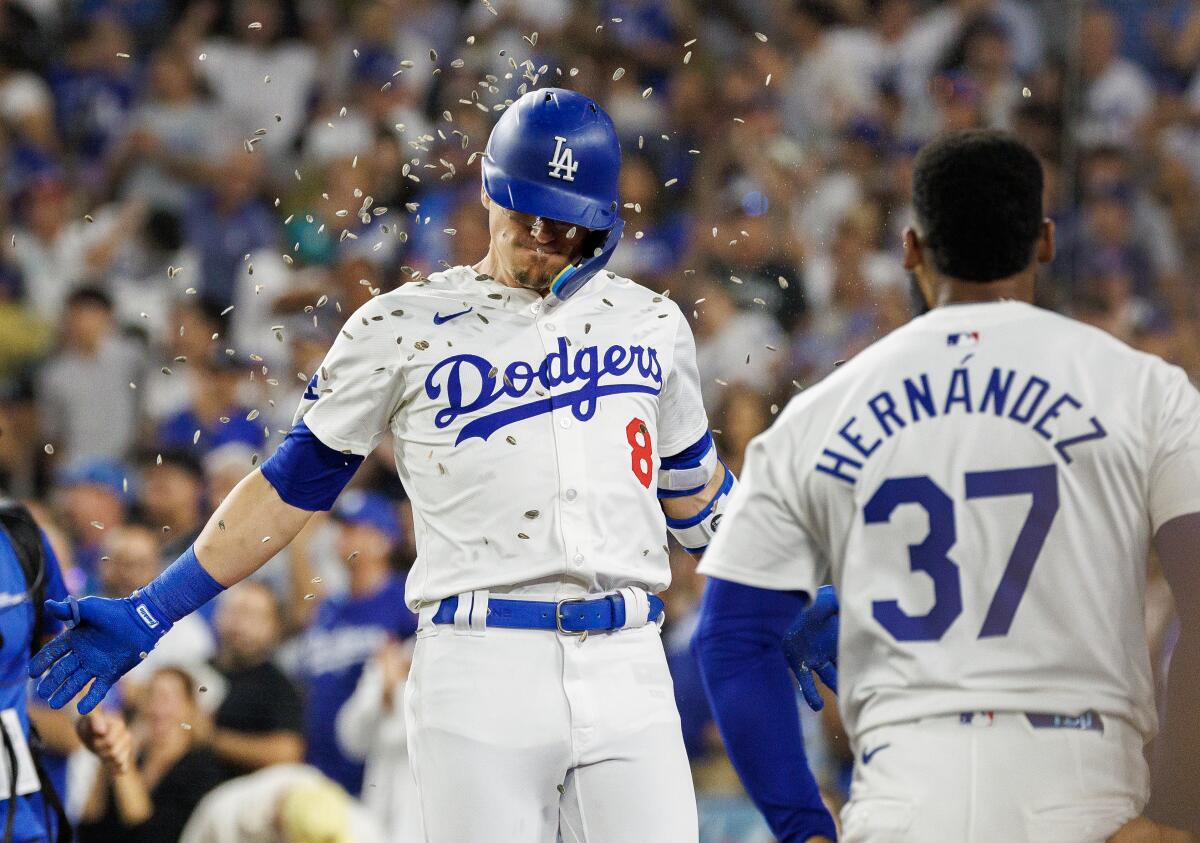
[334,638,423,840]
[53,459,130,594]
[135,449,207,563]
[142,298,228,427]
[0,260,51,391]
[187,0,318,163]
[184,147,277,310]
[106,206,197,343]
[154,353,263,457]
[110,47,232,212]
[691,277,785,415]
[179,763,385,843]
[288,490,416,796]
[209,582,305,780]
[711,384,774,478]
[46,14,138,187]
[25,181,150,308]
[1079,5,1155,146]
[778,1,873,152]
[203,441,257,508]
[36,287,143,466]
[78,666,225,843]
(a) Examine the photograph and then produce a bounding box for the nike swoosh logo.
[862,743,890,765]
[433,307,474,325]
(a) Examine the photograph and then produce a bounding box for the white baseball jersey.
[294,265,708,609]
[701,300,1200,742]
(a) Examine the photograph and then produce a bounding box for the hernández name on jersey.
[424,337,664,445]
[816,366,1109,485]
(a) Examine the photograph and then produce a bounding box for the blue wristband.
[140,545,226,624]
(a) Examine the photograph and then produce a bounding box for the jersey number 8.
[626,417,653,488]
[865,465,1059,642]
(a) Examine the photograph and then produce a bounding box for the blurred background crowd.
[0,0,1193,839]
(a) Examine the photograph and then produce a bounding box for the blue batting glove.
[30,593,171,714]
[782,585,840,712]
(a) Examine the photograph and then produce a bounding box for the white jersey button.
[544,323,556,332]
[564,488,578,501]
[559,417,571,429]
[572,553,585,566]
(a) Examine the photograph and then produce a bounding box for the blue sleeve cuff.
[141,545,226,624]
[261,420,365,511]
[692,578,837,842]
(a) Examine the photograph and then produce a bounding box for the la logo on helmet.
[548,136,579,182]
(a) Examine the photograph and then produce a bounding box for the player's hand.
[77,710,133,775]
[783,585,840,712]
[1107,816,1196,843]
[30,596,169,714]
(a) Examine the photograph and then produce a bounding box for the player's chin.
[514,254,570,287]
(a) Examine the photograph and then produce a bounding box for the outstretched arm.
[32,420,364,713]
[36,294,406,713]
[191,468,314,586]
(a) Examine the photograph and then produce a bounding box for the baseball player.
[694,130,1200,842]
[29,88,738,841]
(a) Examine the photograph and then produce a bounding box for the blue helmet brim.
[482,159,618,231]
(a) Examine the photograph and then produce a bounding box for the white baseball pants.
[841,711,1148,843]
[403,598,698,842]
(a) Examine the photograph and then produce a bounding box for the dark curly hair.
[912,130,1044,282]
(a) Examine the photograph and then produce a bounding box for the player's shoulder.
[1020,305,1183,383]
[357,267,480,316]
[381,267,475,301]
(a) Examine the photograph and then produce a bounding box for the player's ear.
[1035,218,1055,264]
[903,227,936,309]
[901,227,923,272]
[480,183,491,211]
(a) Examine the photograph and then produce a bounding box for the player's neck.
[933,274,1035,307]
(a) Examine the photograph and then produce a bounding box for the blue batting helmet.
[481,88,624,301]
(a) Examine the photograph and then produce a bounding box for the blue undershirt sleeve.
[692,576,837,842]
[260,420,365,511]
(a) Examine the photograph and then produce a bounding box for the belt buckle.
[555,596,591,640]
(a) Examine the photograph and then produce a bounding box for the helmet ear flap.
[549,219,624,302]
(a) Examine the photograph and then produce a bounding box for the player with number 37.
[696,131,1200,842]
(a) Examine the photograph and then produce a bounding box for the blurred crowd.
[0,0,1195,840]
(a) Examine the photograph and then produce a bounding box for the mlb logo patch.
[946,331,980,347]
